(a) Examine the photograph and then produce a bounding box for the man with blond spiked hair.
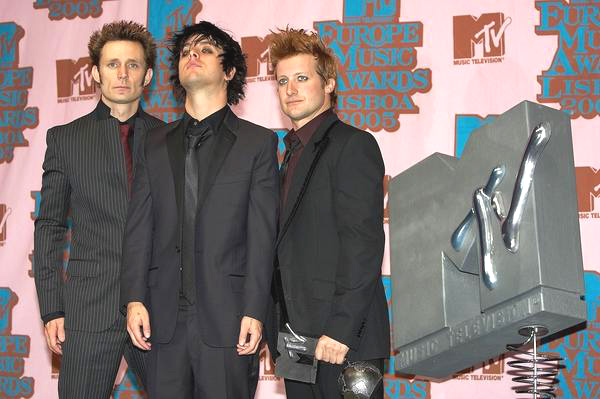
[266,28,390,399]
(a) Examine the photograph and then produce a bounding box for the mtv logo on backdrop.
[343,0,399,23]
[147,0,203,42]
[575,167,600,217]
[272,128,288,165]
[259,345,278,381]
[0,204,11,247]
[453,13,511,64]
[56,57,96,102]
[242,34,275,82]
[0,22,24,69]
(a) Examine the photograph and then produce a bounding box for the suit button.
[175,246,181,253]
[179,266,183,271]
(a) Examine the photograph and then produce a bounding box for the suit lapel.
[132,116,147,176]
[166,119,185,219]
[197,109,237,212]
[279,114,339,230]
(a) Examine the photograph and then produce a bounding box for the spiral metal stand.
[506,325,564,399]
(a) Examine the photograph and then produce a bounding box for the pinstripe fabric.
[34,103,164,396]
[59,314,148,399]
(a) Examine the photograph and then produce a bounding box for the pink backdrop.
[0,1,598,398]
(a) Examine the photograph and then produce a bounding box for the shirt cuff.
[42,311,65,324]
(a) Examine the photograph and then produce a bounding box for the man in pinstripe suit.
[34,21,164,398]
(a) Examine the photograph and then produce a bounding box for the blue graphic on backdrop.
[0,22,39,164]
[0,288,34,398]
[143,0,203,122]
[536,0,600,119]
[454,114,497,158]
[541,271,600,399]
[314,0,431,132]
[113,369,145,398]
[382,276,431,399]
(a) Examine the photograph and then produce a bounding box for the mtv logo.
[0,288,17,335]
[0,204,12,245]
[272,128,288,166]
[343,0,399,23]
[147,0,202,42]
[56,57,96,98]
[241,34,274,78]
[0,22,24,69]
[389,101,585,378]
[481,355,504,374]
[453,13,511,59]
[575,167,600,212]
[260,344,276,376]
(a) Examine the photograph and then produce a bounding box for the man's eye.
[297,75,308,82]
[128,63,139,69]
[181,49,189,57]
[277,78,288,86]
[107,63,117,68]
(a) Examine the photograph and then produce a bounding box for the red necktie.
[119,123,133,192]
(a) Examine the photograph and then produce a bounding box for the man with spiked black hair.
[121,21,278,398]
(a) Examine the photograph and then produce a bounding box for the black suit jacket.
[120,108,279,346]
[34,102,165,331]
[269,111,390,361]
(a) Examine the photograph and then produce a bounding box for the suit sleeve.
[243,133,279,323]
[324,131,385,350]
[120,134,153,309]
[34,128,69,322]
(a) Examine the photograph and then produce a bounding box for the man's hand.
[126,302,151,350]
[44,317,65,355]
[315,335,349,364]
[237,316,262,355]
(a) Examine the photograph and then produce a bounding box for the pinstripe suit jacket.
[34,101,164,332]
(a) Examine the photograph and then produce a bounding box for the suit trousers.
[59,313,147,399]
[284,358,384,399]
[146,303,259,399]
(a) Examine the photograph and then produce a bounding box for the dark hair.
[270,28,337,104]
[88,20,156,71]
[169,21,247,105]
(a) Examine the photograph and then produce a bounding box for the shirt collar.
[182,105,229,135]
[289,108,334,147]
[95,99,140,127]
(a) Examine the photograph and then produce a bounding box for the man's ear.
[92,65,101,84]
[143,68,153,87]
[225,66,236,81]
[324,78,335,94]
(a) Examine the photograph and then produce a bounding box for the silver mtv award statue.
[388,101,586,396]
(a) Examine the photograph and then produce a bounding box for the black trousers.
[59,313,147,399]
[146,304,259,399]
[284,358,384,399]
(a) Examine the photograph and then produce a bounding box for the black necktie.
[181,123,211,304]
[280,131,301,202]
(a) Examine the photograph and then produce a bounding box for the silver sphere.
[338,361,383,399]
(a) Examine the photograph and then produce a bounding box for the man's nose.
[118,65,128,79]
[286,81,297,96]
